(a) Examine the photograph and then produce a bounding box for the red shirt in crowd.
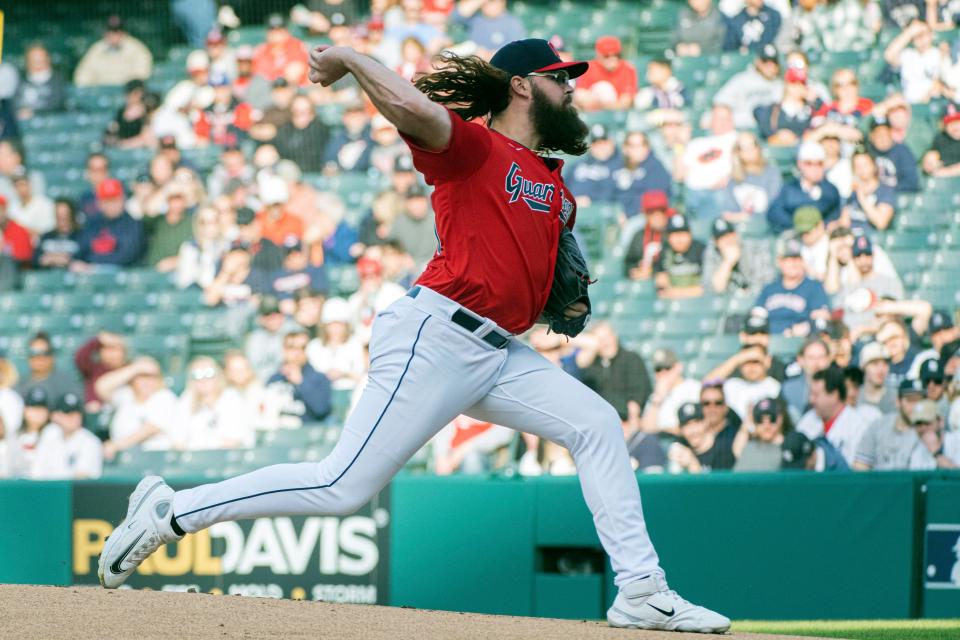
[1,219,33,263]
[576,58,639,100]
[252,36,310,84]
[257,209,305,245]
[403,109,577,335]
[812,98,874,128]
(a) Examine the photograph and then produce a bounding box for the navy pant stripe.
[173,316,431,522]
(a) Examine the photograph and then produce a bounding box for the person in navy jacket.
[767,141,841,233]
[724,0,781,54]
[75,178,144,269]
[266,329,332,423]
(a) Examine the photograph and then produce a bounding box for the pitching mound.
[0,585,833,640]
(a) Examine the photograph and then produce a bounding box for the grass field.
[735,619,960,639]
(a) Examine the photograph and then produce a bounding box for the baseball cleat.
[607,574,731,634]
[98,475,183,589]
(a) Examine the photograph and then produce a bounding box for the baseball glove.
[541,227,593,338]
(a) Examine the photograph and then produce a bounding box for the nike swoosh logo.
[647,603,675,617]
[109,531,145,575]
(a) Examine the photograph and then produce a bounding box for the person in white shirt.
[679,104,738,219]
[15,387,53,477]
[642,348,702,435]
[31,392,103,479]
[797,366,869,465]
[907,400,959,469]
[307,297,366,391]
[347,256,406,344]
[0,359,23,460]
[175,357,254,450]
[10,166,55,236]
[884,20,945,104]
[96,357,179,461]
[223,350,274,431]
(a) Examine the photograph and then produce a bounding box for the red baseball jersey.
[403,109,577,335]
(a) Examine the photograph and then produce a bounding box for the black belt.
[407,286,509,349]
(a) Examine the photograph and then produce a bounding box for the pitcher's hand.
[308,45,353,86]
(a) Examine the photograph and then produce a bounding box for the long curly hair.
[414,52,512,122]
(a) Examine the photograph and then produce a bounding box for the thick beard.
[530,83,589,156]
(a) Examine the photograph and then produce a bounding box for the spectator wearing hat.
[867,114,920,192]
[733,397,786,471]
[884,20,945,104]
[641,348,702,435]
[253,14,311,85]
[452,0,526,56]
[855,378,927,469]
[143,186,195,271]
[667,402,738,472]
[271,237,329,305]
[724,0,782,53]
[307,297,366,391]
[654,214,706,299]
[14,44,67,120]
[754,66,818,146]
[781,430,849,471]
[924,311,959,363]
[574,36,638,112]
[678,104,737,219]
[755,235,831,336]
[348,255,406,341]
[612,131,673,216]
[257,175,305,247]
[274,95,331,173]
[388,184,436,270]
[922,107,960,177]
[14,386,52,477]
[634,59,688,112]
[159,50,214,139]
[918,358,950,415]
[234,206,283,275]
[766,141,841,233]
[723,131,783,222]
[908,399,959,468]
[266,330,332,424]
[797,366,868,465]
[673,0,728,57]
[702,217,774,296]
[204,29,236,81]
[715,44,784,130]
[74,178,144,269]
[783,338,832,421]
[823,227,901,296]
[835,235,905,332]
[858,341,898,414]
[322,102,374,174]
[232,45,258,102]
[15,332,82,402]
[795,206,829,281]
[575,321,653,424]
[843,149,896,233]
[623,190,673,280]
[31,392,102,480]
[245,295,301,380]
[95,357,178,459]
[736,310,788,382]
[103,80,159,150]
[74,15,153,87]
[194,73,254,147]
[566,124,620,206]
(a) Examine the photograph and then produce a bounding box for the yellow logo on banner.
[73,520,222,576]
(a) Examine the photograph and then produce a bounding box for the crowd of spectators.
[1,0,960,480]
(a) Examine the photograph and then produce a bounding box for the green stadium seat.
[21,270,70,292]
[149,289,205,311]
[700,334,741,358]
[72,312,137,334]
[134,312,191,334]
[653,316,718,338]
[94,292,154,313]
[127,334,190,373]
[47,291,99,313]
[0,292,52,314]
[769,335,804,360]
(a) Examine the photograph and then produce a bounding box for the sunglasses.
[701,399,725,406]
[190,367,217,380]
[526,70,573,87]
[29,348,53,357]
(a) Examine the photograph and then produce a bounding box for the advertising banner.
[71,481,390,603]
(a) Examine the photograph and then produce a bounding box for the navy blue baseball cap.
[712,217,735,239]
[490,39,589,80]
[852,234,873,257]
[930,310,954,333]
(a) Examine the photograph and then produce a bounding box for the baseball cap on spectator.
[588,123,610,142]
[267,13,286,29]
[272,77,290,90]
[368,18,385,31]
[667,213,690,234]
[677,402,703,426]
[898,377,926,398]
[275,160,302,184]
[942,105,960,126]
[743,313,770,335]
[797,141,826,163]
[235,206,256,226]
[595,35,622,57]
[777,235,803,259]
[97,178,124,201]
[641,190,673,215]
[930,311,954,334]
[752,398,780,423]
[781,431,814,469]
[712,217,735,240]
[106,15,124,32]
[919,359,945,385]
[793,206,822,233]
[260,176,289,205]
[852,234,873,257]
[56,392,83,414]
[321,298,352,325]
[407,183,428,199]
[812,317,833,338]
[870,115,891,131]
[206,29,225,45]
[236,45,254,61]
[356,256,383,279]
[25,387,49,408]
[259,294,282,316]
[489,38,589,80]
[784,67,807,84]
[858,341,889,368]
[159,134,178,149]
[758,44,779,63]
[186,50,211,72]
[652,348,678,371]
[909,399,938,425]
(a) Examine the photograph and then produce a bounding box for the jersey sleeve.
[401,108,493,183]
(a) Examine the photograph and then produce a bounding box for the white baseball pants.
[172,286,663,586]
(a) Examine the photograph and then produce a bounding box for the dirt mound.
[0,585,835,640]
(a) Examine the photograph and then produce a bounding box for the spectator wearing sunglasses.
[15,331,82,401]
[641,348,702,436]
[96,357,179,459]
[266,330,332,425]
[700,381,742,439]
[573,36,638,112]
[918,359,950,420]
[733,397,786,472]
[906,399,958,469]
[175,356,254,450]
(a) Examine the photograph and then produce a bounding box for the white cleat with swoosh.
[607,574,731,634]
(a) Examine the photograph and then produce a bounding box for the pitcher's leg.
[468,340,662,587]
[173,303,504,533]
